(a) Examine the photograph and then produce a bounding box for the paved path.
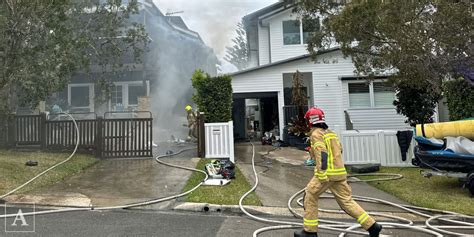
[235,143,408,212]
[6,142,198,210]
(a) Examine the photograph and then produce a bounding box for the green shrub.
[444,78,474,120]
[191,70,233,123]
[393,81,441,127]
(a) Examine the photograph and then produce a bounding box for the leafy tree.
[444,78,474,120]
[0,0,149,112]
[224,21,249,70]
[294,0,472,124]
[393,81,441,126]
[191,70,233,123]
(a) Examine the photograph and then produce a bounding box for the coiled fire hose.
[240,142,474,237]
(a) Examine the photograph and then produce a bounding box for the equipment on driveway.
[203,159,234,186]
[205,159,235,179]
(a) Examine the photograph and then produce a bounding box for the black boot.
[368,222,383,237]
[294,229,318,237]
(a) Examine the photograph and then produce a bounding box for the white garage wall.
[231,50,356,136]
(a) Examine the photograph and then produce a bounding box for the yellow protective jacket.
[309,127,347,181]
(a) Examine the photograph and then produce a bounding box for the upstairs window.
[303,18,320,44]
[283,19,320,45]
[283,20,301,45]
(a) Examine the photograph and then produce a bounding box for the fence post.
[228,120,235,163]
[197,112,206,158]
[8,115,16,148]
[40,112,47,149]
[0,115,5,148]
[377,130,387,166]
[96,116,103,158]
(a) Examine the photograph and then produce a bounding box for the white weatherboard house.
[230,2,411,139]
[230,2,421,166]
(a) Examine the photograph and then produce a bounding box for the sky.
[153,0,279,72]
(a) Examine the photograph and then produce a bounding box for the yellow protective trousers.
[303,177,375,232]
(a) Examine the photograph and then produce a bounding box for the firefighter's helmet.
[304,107,325,126]
[185,105,193,111]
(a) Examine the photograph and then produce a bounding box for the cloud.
[153,0,278,58]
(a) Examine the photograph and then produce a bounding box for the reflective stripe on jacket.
[309,128,347,181]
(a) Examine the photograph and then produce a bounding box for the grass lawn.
[182,159,262,206]
[358,167,474,215]
[0,150,98,195]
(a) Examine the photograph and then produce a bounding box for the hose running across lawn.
[0,146,205,218]
[0,112,207,218]
[240,142,474,237]
[0,112,80,200]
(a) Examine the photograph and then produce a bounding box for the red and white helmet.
[304,107,325,126]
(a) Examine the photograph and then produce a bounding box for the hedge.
[191,70,233,123]
[444,78,474,120]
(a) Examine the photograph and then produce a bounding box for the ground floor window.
[128,84,145,106]
[109,81,148,111]
[111,85,123,106]
[68,84,94,112]
[348,80,395,108]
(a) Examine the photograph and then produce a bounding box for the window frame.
[282,20,302,45]
[347,80,395,109]
[282,19,319,46]
[68,83,95,112]
[108,80,149,111]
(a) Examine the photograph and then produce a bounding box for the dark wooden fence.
[45,119,97,150]
[1,112,153,159]
[100,117,153,158]
[0,114,13,148]
[196,112,205,158]
[15,115,42,146]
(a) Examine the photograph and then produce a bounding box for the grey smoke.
[147,0,279,141]
[153,0,278,60]
[145,11,217,141]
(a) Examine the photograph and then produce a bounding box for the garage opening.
[232,92,279,141]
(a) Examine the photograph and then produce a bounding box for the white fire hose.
[0,113,206,218]
[240,142,474,237]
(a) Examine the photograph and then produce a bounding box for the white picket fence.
[204,121,235,163]
[339,130,415,167]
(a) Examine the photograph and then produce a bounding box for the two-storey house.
[230,1,414,140]
[61,0,217,115]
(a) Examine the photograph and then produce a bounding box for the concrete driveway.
[235,143,410,212]
[5,142,198,210]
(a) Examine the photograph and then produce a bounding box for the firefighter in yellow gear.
[185,105,197,140]
[294,107,382,237]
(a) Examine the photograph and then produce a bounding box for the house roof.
[243,1,286,22]
[228,47,341,76]
[165,16,189,31]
